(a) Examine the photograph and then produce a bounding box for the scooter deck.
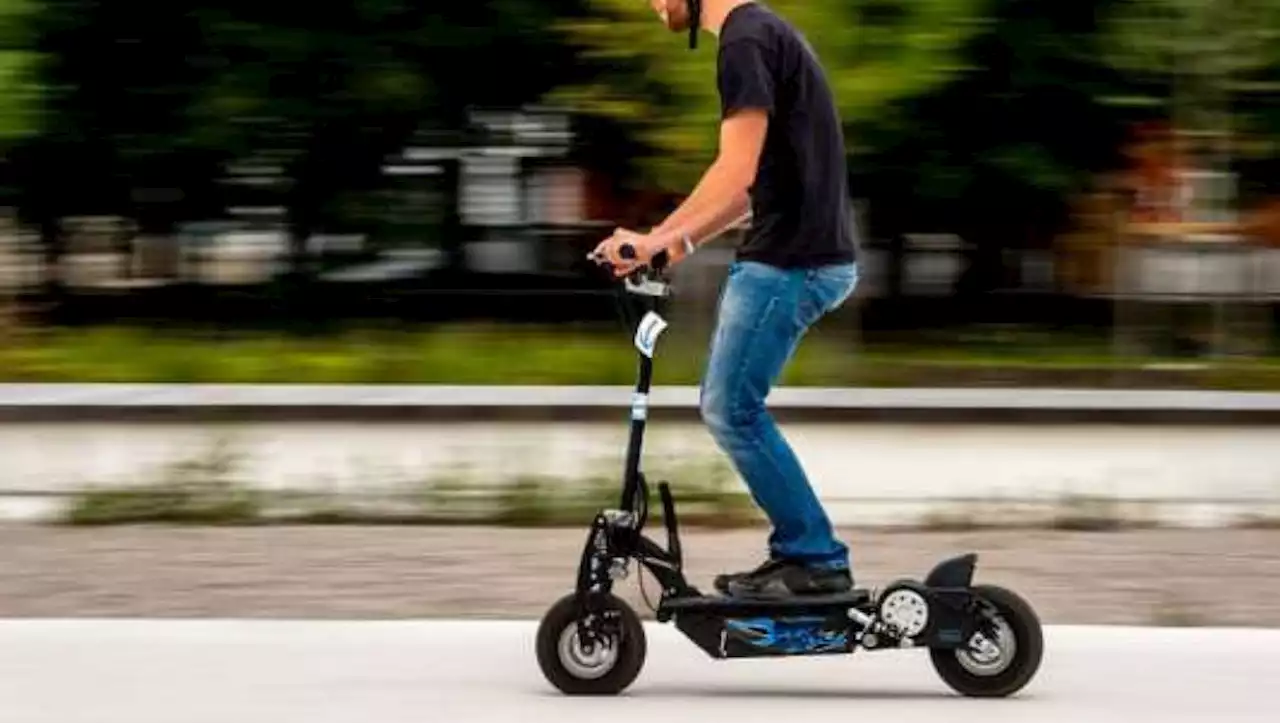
[661,589,871,615]
[660,590,873,659]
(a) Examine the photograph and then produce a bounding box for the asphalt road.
[0,620,1276,723]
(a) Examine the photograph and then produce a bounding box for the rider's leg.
[699,259,859,597]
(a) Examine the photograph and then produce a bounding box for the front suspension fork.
[573,511,634,650]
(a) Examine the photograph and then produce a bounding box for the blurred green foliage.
[1,0,1279,294]
[0,0,39,143]
[4,323,1280,387]
[66,441,263,525]
[549,0,983,190]
[1102,0,1280,193]
[10,0,582,240]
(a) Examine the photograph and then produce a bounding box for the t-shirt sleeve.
[717,39,775,118]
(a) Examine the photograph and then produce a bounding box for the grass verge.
[60,445,761,528]
[5,323,1280,388]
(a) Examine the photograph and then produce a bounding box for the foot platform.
[659,590,873,659]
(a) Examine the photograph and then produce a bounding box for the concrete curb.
[2,383,1280,424]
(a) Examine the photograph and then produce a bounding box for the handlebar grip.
[618,243,668,272]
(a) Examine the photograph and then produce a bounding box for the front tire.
[930,584,1043,698]
[535,592,646,695]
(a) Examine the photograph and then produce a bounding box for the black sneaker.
[723,559,853,599]
[713,558,787,595]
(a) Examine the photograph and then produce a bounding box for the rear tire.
[535,592,646,695]
[930,584,1043,697]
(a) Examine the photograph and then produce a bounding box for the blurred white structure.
[2,385,1278,527]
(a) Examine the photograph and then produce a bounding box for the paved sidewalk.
[1,525,1277,626]
[3,621,1277,722]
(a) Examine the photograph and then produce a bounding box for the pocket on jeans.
[813,264,858,312]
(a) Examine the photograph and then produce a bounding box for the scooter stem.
[620,336,653,512]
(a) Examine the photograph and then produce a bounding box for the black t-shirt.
[717,2,857,267]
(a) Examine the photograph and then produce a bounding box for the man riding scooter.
[593,0,860,599]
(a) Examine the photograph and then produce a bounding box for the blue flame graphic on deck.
[724,616,848,654]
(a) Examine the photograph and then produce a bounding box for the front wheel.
[930,584,1043,698]
[535,592,646,695]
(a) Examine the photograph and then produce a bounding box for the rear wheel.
[930,584,1043,697]
[535,592,646,695]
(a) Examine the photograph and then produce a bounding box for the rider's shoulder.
[720,4,802,55]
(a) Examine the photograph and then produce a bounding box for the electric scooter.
[534,244,1044,697]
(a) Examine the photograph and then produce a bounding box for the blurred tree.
[8,0,228,287]
[546,0,984,192]
[0,0,40,144]
[548,0,1140,307]
[0,0,39,326]
[183,0,587,275]
[1101,0,1280,206]
[11,0,588,282]
[849,0,1137,303]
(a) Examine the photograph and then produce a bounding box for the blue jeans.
[699,259,858,569]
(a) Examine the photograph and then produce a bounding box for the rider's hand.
[592,228,670,277]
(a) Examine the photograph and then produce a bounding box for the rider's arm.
[649,156,727,238]
[649,126,754,243]
[651,111,764,259]
[650,38,773,260]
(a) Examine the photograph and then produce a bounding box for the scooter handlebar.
[587,242,669,283]
[616,242,669,273]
